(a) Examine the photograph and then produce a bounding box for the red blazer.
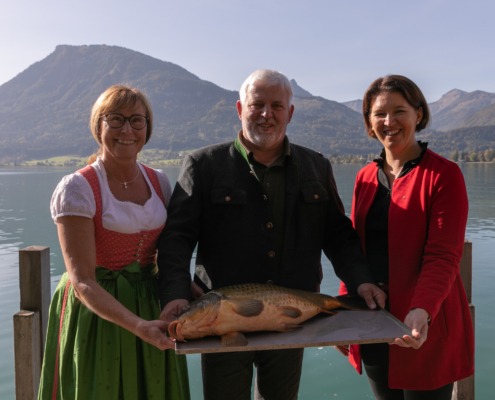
[340,149,474,390]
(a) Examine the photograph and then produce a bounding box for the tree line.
[327,149,495,164]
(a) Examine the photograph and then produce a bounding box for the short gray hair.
[239,69,293,105]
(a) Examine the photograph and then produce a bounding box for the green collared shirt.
[234,132,291,268]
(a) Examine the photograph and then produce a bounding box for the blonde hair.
[87,85,153,163]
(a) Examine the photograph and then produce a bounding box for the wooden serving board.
[175,309,411,354]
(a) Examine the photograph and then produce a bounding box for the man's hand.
[160,298,189,325]
[356,283,387,310]
[191,281,205,299]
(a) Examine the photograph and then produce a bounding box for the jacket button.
[224,196,231,202]
[266,222,274,229]
[313,194,320,200]
[267,250,276,258]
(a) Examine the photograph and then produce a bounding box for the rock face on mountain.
[0,45,494,163]
[429,89,495,131]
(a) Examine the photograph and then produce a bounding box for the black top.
[364,142,428,284]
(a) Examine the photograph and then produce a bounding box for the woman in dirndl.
[38,84,190,399]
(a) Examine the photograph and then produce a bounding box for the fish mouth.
[168,320,184,341]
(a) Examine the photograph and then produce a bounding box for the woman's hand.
[135,319,175,350]
[57,216,178,350]
[393,308,429,349]
[159,298,190,348]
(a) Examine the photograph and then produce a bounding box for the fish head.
[168,291,223,341]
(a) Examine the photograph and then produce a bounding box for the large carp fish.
[168,283,354,347]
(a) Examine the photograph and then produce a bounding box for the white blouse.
[50,159,172,234]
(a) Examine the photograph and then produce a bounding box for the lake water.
[1,163,493,399]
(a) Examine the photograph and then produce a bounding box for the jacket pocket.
[210,187,247,205]
[300,182,329,203]
[434,304,449,338]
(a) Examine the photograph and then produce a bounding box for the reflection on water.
[468,220,495,239]
[0,163,494,399]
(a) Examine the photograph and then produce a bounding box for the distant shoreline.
[1,147,494,169]
[0,154,185,169]
[1,159,493,169]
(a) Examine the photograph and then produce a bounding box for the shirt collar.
[373,141,428,169]
[234,130,291,167]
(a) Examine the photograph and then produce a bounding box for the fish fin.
[320,309,337,315]
[279,306,302,319]
[335,294,369,310]
[221,332,248,347]
[281,323,302,331]
[230,298,264,317]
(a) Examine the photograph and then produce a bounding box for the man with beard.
[157,69,385,400]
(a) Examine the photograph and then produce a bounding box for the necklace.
[120,166,140,189]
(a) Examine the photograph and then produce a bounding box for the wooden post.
[452,241,475,400]
[18,246,51,357]
[459,241,473,302]
[14,246,51,400]
[13,311,41,400]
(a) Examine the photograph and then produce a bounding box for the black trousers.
[361,343,454,400]
[201,348,304,400]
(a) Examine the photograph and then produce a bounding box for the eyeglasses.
[103,113,148,130]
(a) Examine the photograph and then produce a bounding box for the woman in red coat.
[339,75,474,399]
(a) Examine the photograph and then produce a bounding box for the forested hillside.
[0,45,494,164]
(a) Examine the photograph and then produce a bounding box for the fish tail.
[335,294,368,310]
[320,295,345,312]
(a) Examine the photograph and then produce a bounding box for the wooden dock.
[13,242,475,399]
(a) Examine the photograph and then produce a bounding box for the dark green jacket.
[157,140,373,305]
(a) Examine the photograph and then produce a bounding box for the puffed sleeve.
[50,172,96,222]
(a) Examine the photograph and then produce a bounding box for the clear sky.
[2,0,493,103]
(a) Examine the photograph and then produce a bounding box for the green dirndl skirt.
[37,262,190,400]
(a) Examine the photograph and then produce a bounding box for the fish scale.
[169,283,350,346]
[219,283,342,311]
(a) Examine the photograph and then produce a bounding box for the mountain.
[465,103,495,127]
[0,44,379,163]
[418,125,495,152]
[290,79,313,98]
[343,89,495,132]
[342,99,362,114]
[0,45,240,162]
[428,89,495,131]
[0,44,494,164]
